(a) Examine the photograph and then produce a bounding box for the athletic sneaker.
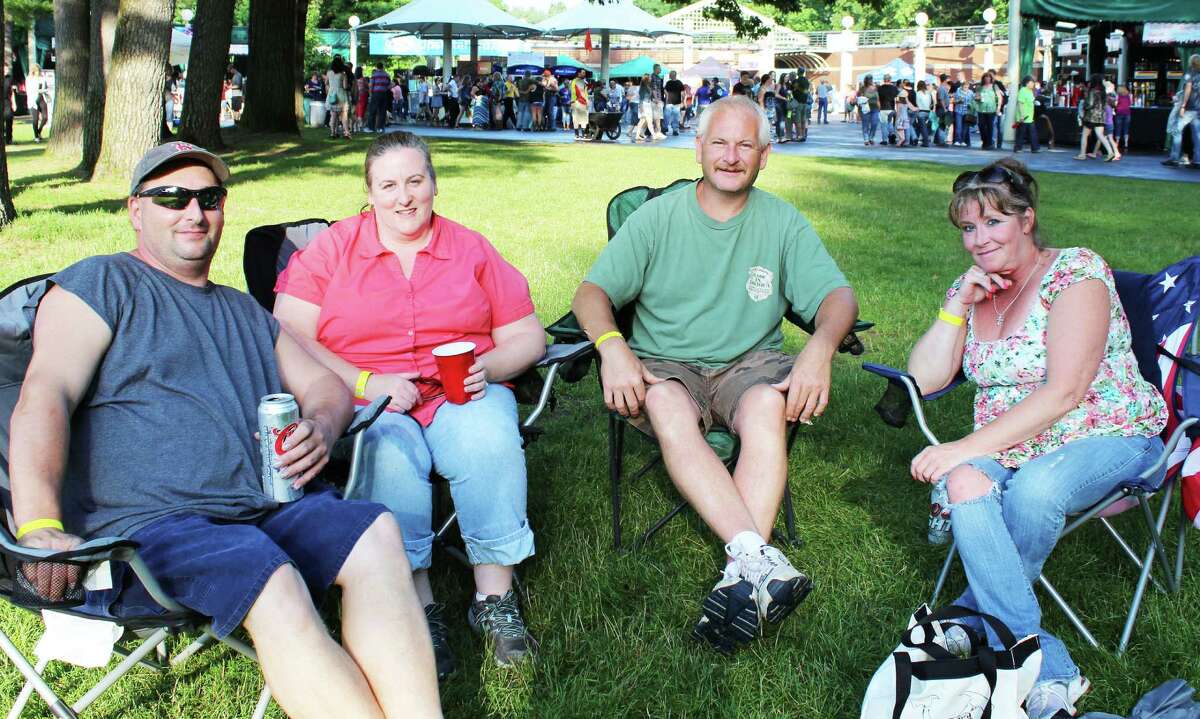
[424,602,456,681]
[729,543,813,624]
[467,590,537,666]
[1025,675,1091,719]
[930,623,973,659]
[692,564,759,654]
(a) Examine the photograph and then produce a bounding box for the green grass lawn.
[1,123,1198,718]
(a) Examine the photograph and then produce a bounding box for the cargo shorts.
[630,349,795,437]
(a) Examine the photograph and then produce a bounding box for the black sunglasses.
[952,164,1023,194]
[134,185,228,211]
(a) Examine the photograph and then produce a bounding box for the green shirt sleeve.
[583,205,653,309]
[781,218,849,324]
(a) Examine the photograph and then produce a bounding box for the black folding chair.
[861,257,1200,654]
[0,272,388,718]
[545,179,874,551]
[243,219,593,566]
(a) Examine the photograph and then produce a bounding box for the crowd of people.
[8,89,1185,719]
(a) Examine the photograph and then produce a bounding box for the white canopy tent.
[538,0,689,84]
[358,0,542,80]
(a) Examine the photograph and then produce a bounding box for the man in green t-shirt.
[572,95,858,654]
[1013,75,1041,153]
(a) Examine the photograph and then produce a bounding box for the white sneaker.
[729,543,813,624]
[692,564,758,653]
[930,623,973,659]
[1025,675,1091,719]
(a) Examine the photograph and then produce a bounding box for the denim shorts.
[84,483,387,638]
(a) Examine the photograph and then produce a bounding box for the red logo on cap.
[174,142,196,152]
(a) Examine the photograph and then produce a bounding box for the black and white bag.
[861,605,1042,719]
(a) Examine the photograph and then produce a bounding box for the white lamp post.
[840,15,855,105]
[181,8,194,26]
[348,15,360,71]
[1039,28,1056,84]
[915,12,929,82]
[982,7,997,71]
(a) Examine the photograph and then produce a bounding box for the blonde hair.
[948,158,1043,247]
[1191,54,1200,73]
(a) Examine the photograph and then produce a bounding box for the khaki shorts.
[631,349,794,438]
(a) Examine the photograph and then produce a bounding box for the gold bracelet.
[594,331,623,350]
[15,518,64,540]
[937,308,965,327]
[354,370,373,399]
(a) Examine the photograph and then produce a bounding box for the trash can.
[309,101,327,128]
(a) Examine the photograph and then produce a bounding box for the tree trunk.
[93,0,174,181]
[78,0,118,178]
[46,0,90,159]
[0,0,17,228]
[241,0,298,134]
[178,0,234,149]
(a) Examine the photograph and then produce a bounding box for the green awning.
[1020,0,1200,24]
[553,54,592,70]
[607,55,666,78]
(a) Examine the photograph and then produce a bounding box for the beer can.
[928,476,952,545]
[258,393,304,503]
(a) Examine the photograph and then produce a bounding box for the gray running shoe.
[467,590,537,666]
[424,602,456,681]
[692,565,759,654]
[730,543,813,624]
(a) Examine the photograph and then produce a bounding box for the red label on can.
[273,423,298,455]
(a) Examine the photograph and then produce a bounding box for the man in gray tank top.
[8,142,442,716]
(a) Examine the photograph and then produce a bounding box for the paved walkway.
[393,117,1200,184]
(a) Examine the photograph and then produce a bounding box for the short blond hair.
[696,95,770,147]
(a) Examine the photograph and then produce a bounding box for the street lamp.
[348,15,360,71]
[982,7,997,71]
[181,8,194,26]
[840,15,855,107]
[915,12,928,83]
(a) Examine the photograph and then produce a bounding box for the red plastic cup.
[432,341,476,404]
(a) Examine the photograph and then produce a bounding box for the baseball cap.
[130,141,231,195]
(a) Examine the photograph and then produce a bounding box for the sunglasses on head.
[134,185,228,211]
[952,164,1023,193]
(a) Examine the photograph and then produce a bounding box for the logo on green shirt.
[746,266,774,302]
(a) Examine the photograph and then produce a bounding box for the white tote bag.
[861,605,1042,719]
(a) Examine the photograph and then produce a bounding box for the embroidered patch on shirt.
[746,266,774,302]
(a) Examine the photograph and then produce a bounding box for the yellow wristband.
[594,331,623,350]
[937,308,965,327]
[354,370,373,400]
[15,518,64,540]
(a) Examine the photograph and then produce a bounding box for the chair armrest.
[783,312,874,356]
[0,533,138,564]
[536,340,593,368]
[861,363,966,445]
[345,395,390,437]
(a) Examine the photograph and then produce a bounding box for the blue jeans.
[954,112,972,145]
[817,96,828,123]
[881,110,895,142]
[863,109,879,141]
[946,435,1164,683]
[1014,121,1040,152]
[915,111,931,145]
[993,113,1004,150]
[517,100,531,130]
[1113,113,1131,147]
[664,103,681,133]
[1169,110,1199,163]
[351,384,534,570]
[543,94,557,129]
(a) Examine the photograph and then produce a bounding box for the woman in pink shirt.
[273,132,545,676]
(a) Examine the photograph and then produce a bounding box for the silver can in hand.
[258,393,303,503]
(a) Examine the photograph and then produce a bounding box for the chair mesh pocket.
[9,558,87,610]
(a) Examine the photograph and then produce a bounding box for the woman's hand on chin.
[956,264,1011,306]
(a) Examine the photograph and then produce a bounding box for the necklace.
[992,251,1045,328]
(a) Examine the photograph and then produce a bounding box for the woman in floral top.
[905,158,1166,719]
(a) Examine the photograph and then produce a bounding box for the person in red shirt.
[273,131,545,677]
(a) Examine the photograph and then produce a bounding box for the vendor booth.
[1018,0,1200,151]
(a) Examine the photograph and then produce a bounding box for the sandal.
[1073,154,1088,160]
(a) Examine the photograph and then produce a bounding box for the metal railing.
[652,23,1011,52]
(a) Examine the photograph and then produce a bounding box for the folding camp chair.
[860,257,1200,655]
[243,219,593,566]
[0,272,394,718]
[544,179,874,552]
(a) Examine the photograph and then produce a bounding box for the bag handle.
[906,605,1019,649]
[891,652,913,719]
[978,646,998,719]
